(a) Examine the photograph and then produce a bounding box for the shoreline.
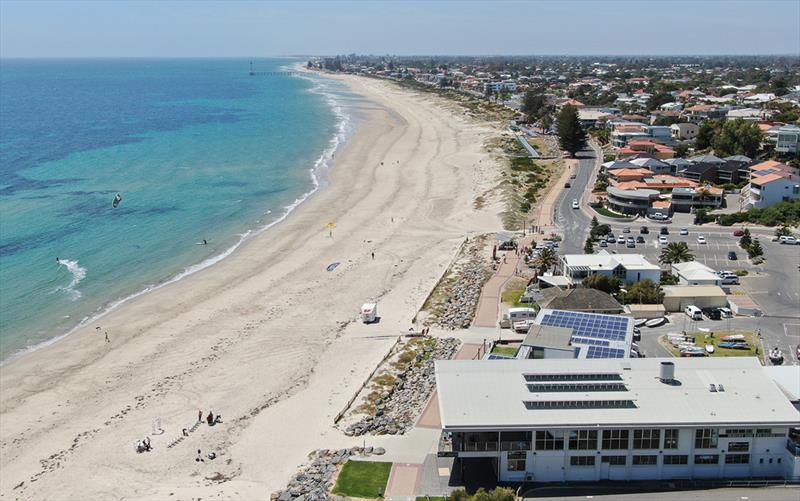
[1,68,352,366]
[0,73,505,500]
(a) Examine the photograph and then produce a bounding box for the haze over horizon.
[2,0,799,58]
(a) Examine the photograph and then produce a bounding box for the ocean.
[0,58,352,361]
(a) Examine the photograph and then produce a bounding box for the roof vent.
[709,384,717,392]
[659,361,675,384]
[718,384,725,392]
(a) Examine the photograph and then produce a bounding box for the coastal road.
[554,144,599,254]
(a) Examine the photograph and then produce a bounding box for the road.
[554,144,598,254]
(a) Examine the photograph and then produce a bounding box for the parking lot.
[597,222,800,317]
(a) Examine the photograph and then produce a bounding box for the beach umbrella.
[325,221,336,237]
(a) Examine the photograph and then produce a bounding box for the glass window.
[633,429,660,449]
[601,455,626,465]
[694,428,718,449]
[570,456,595,466]
[725,454,750,464]
[569,430,598,450]
[664,455,688,465]
[694,454,719,464]
[601,430,629,450]
[663,429,679,449]
[727,442,749,452]
[755,428,772,437]
[507,451,527,471]
[632,455,658,465]
[535,431,564,451]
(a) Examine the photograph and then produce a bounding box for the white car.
[697,235,707,244]
[659,236,668,245]
[617,235,626,244]
[571,199,579,209]
[680,228,688,235]
[779,236,799,245]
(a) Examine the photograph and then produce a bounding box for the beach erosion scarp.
[0,73,505,500]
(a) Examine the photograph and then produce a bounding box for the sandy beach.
[0,74,505,500]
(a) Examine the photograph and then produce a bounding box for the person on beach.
[56,257,60,263]
[371,252,375,260]
[198,410,203,422]
[206,411,214,425]
[105,332,109,343]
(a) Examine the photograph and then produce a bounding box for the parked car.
[599,239,608,247]
[718,271,739,285]
[660,227,669,235]
[640,226,649,234]
[697,236,707,244]
[717,307,733,318]
[570,173,577,179]
[571,199,579,209]
[659,236,668,244]
[733,229,744,237]
[680,228,688,235]
[779,235,799,245]
[607,234,616,243]
[728,251,738,260]
[702,308,722,320]
[626,237,636,248]
[636,236,645,243]
[623,227,631,233]
[617,235,626,244]
[564,182,571,188]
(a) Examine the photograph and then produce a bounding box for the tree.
[448,487,515,501]
[747,238,763,259]
[695,122,716,150]
[620,279,661,305]
[521,90,548,123]
[540,113,554,132]
[584,237,595,254]
[590,216,599,230]
[775,225,791,237]
[713,118,762,158]
[674,143,690,158]
[739,228,752,250]
[582,273,620,294]
[694,208,714,225]
[556,105,587,157]
[590,223,611,240]
[534,247,558,275]
[660,274,680,285]
[659,241,694,265]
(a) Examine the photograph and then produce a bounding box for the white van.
[684,305,702,321]
[508,307,538,323]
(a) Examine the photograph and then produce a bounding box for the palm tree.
[659,241,694,265]
[534,248,559,275]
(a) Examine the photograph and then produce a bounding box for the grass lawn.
[332,460,392,499]
[661,330,764,362]
[501,288,526,307]
[593,206,628,219]
[491,344,519,357]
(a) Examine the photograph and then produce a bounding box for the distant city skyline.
[1,0,799,58]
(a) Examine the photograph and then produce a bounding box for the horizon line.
[2,53,800,59]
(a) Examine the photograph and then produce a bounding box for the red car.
[733,229,744,237]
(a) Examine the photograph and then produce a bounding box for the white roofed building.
[671,261,721,286]
[436,357,800,482]
[560,251,661,285]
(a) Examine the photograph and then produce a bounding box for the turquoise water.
[0,59,351,360]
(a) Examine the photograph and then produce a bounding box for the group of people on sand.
[135,436,152,453]
[199,409,222,426]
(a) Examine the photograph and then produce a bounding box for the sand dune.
[0,74,504,500]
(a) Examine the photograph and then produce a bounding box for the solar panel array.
[540,310,629,342]
[586,346,626,359]
[571,336,609,347]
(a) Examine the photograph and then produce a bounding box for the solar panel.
[539,310,630,342]
[571,336,610,347]
[586,346,626,359]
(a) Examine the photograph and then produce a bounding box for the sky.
[1,0,799,58]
